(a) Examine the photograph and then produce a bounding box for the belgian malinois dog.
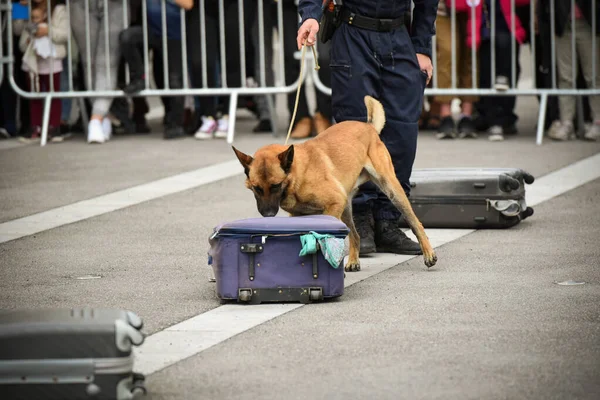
[232,95,437,272]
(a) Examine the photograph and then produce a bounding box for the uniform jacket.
[298,0,439,59]
[447,0,530,49]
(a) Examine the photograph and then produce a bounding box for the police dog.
[232,95,437,272]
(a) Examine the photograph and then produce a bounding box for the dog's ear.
[232,146,253,178]
[278,145,294,174]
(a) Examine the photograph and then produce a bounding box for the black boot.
[375,219,423,255]
[353,209,376,255]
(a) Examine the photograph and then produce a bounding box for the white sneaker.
[194,116,216,140]
[494,75,509,91]
[102,118,112,141]
[548,120,575,141]
[215,115,229,139]
[488,125,504,141]
[87,119,105,144]
[583,122,600,141]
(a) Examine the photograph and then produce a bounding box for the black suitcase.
[0,308,146,400]
[400,168,535,229]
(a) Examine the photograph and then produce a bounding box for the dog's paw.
[424,252,437,268]
[344,261,361,272]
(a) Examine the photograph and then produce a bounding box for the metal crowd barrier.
[1,0,599,147]
[310,0,599,145]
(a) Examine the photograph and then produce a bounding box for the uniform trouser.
[329,23,428,221]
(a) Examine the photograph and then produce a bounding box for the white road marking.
[0,160,243,244]
[134,153,600,376]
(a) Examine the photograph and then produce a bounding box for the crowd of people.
[0,0,598,144]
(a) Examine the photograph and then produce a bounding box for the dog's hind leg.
[365,145,437,268]
[341,200,361,272]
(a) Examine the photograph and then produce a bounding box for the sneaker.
[495,75,509,91]
[457,116,478,138]
[87,119,105,144]
[583,122,600,141]
[0,127,10,139]
[215,115,229,139]
[194,116,217,140]
[488,125,504,141]
[102,118,112,141]
[18,126,41,143]
[548,120,575,141]
[435,116,456,139]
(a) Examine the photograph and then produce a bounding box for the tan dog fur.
[232,95,437,271]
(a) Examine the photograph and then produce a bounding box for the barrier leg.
[267,94,279,138]
[576,96,585,139]
[226,92,238,144]
[40,96,52,147]
[536,93,548,146]
[79,98,89,133]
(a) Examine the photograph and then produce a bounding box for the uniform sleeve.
[298,0,323,25]
[410,0,439,59]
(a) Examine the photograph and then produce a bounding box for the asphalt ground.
[1,64,599,399]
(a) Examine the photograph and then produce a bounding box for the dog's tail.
[364,95,386,135]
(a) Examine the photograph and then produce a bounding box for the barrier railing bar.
[490,0,496,90]
[450,0,456,89]
[238,0,246,88]
[218,0,226,88]
[200,0,207,88]
[142,0,149,90]
[470,3,476,91]
[592,0,597,89]
[258,0,266,88]
[510,0,516,90]
[550,0,556,89]
[180,8,188,89]
[161,0,169,89]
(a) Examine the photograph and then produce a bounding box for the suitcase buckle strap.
[240,244,263,281]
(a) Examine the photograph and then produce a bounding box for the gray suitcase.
[0,308,146,400]
[399,168,535,229]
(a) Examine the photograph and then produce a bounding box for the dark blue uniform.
[299,0,437,222]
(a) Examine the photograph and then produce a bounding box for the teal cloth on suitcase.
[299,231,347,269]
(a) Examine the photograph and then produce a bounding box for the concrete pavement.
[1,69,600,399]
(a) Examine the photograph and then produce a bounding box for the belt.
[339,8,406,32]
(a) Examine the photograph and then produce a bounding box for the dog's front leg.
[340,202,361,272]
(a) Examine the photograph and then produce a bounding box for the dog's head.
[232,145,294,217]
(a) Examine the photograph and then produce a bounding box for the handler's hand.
[416,53,433,85]
[297,18,319,50]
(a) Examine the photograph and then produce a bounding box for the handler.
[297,0,438,256]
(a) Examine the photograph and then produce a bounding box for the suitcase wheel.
[238,289,253,303]
[309,288,323,302]
[521,207,534,219]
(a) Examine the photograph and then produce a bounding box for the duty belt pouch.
[319,1,342,44]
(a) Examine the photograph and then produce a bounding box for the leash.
[284,41,320,145]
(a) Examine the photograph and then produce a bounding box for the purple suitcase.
[208,215,349,304]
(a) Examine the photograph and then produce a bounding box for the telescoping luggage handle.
[240,236,320,281]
